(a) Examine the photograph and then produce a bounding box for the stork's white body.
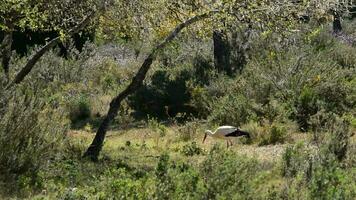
[209,126,238,138]
[203,126,239,148]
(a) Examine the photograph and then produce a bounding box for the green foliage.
[259,123,288,146]
[0,88,68,192]
[200,145,260,199]
[67,95,91,127]
[148,117,167,138]
[208,94,255,126]
[177,120,200,142]
[181,141,203,156]
[1,1,356,199]
[107,169,149,199]
[328,42,356,68]
[308,158,353,200]
[281,128,355,200]
[294,87,319,131]
[129,62,208,119]
[155,153,174,199]
[281,142,314,178]
[129,68,191,118]
[0,0,99,32]
[325,118,350,162]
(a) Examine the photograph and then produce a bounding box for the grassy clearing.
[1,122,353,199]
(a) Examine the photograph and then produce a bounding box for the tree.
[213,30,231,74]
[83,12,214,161]
[5,11,97,89]
[0,0,100,83]
[83,0,347,161]
[0,0,47,79]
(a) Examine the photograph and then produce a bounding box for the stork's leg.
[229,139,233,147]
[226,140,229,148]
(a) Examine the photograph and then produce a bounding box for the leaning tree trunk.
[1,30,13,80]
[213,30,231,75]
[5,11,96,90]
[83,12,214,161]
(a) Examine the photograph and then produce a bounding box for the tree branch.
[5,11,96,90]
[1,30,13,80]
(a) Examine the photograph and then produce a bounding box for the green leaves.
[0,0,100,34]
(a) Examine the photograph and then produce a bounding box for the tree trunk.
[1,30,13,80]
[5,11,96,90]
[83,12,214,161]
[213,30,231,75]
[333,13,342,34]
[230,31,247,73]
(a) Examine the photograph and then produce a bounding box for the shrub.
[328,42,356,68]
[96,168,151,200]
[180,142,203,156]
[200,145,260,199]
[259,124,288,146]
[67,95,91,127]
[129,67,194,119]
[293,87,319,131]
[155,154,174,199]
[281,142,314,178]
[177,120,200,142]
[148,117,167,137]
[0,89,68,190]
[208,94,255,126]
[192,54,216,85]
[315,79,353,114]
[308,27,336,51]
[281,136,355,199]
[308,158,353,200]
[169,164,203,199]
[325,118,350,162]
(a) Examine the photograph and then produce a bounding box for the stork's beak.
[202,133,207,143]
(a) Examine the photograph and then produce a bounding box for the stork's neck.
[206,130,214,136]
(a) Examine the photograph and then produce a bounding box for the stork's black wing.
[225,129,251,138]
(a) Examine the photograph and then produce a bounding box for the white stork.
[202,126,251,148]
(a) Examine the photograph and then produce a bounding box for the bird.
[202,126,251,148]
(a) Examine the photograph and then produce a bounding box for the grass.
[75,125,292,164]
[0,121,355,199]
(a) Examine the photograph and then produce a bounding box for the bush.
[180,142,203,156]
[208,94,255,126]
[177,120,200,142]
[200,145,260,199]
[95,168,151,200]
[67,95,91,127]
[0,89,68,191]
[325,118,350,162]
[281,142,314,178]
[259,123,288,146]
[155,154,174,199]
[293,87,319,131]
[281,136,355,199]
[328,42,356,68]
[129,67,195,119]
[308,158,354,200]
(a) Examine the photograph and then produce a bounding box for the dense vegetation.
[1,0,355,199]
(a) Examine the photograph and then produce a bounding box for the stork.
[202,126,251,148]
